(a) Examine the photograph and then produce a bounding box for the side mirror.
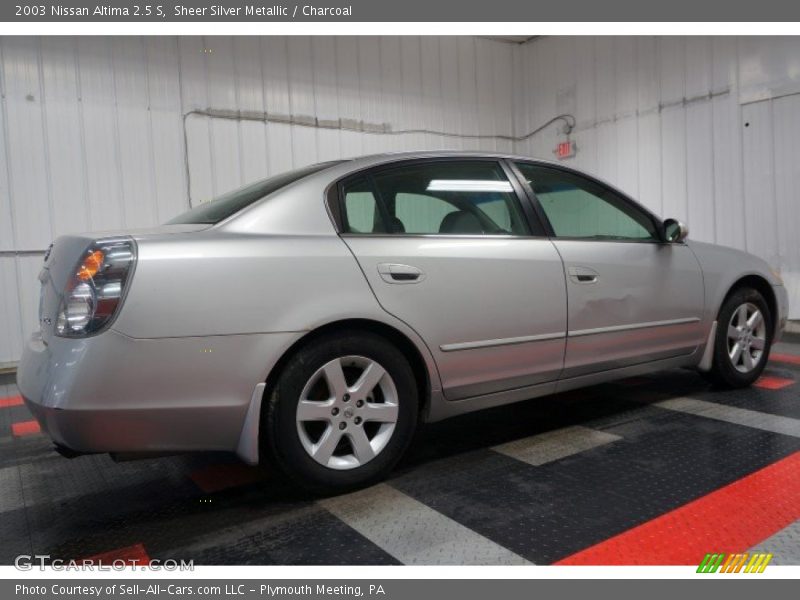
[663,218,689,243]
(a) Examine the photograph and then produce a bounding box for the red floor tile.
[556,451,800,565]
[770,353,800,366]
[11,420,40,437]
[0,395,24,408]
[82,543,150,566]
[754,375,795,390]
[189,463,263,493]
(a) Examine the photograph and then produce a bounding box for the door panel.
[555,240,705,377]
[344,236,567,400]
[512,161,705,378]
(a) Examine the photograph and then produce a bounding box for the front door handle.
[568,266,599,284]
[377,263,425,284]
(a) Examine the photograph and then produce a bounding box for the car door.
[512,162,705,378]
[337,159,567,401]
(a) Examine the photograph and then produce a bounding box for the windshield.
[167,161,344,225]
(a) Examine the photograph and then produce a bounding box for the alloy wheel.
[295,355,399,470]
[726,302,767,373]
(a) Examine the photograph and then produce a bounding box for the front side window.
[342,161,529,236]
[515,163,658,241]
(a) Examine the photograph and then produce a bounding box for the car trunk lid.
[38,224,210,342]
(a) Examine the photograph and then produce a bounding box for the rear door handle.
[377,263,425,284]
[568,266,599,284]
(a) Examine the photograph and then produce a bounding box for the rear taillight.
[55,238,136,337]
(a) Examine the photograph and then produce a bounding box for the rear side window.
[395,193,457,234]
[342,161,529,236]
[342,177,387,233]
[167,161,343,225]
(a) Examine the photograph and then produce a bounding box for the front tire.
[264,331,418,495]
[705,287,772,388]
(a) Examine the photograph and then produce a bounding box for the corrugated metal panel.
[420,37,444,153]
[660,106,688,221]
[360,36,386,156]
[515,36,800,319]
[400,36,425,152]
[40,37,88,238]
[0,35,517,364]
[232,36,269,185]
[772,93,800,317]
[313,36,341,162]
[742,101,778,265]
[3,35,800,364]
[711,93,746,251]
[146,37,188,222]
[2,37,52,250]
[261,37,293,177]
[685,102,715,242]
[615,117,638,198]
[637,112,662,214]
[492,41,514,155]
[113,37,160,229]
[0,258,23,363]
[594,38,616,122]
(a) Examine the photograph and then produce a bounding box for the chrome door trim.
[568,317,701,338]
[329,156,549,237]
[440,331,566,352]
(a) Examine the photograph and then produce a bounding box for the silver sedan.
[17,152,789,493]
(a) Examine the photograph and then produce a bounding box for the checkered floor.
[2,339,799,566]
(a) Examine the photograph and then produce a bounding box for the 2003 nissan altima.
[18,152,788,493]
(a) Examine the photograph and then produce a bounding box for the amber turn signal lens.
[76,250,105,281]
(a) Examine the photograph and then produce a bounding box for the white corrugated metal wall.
[512,36,800,319]
[2,35,800,365]
[0,35,515,365]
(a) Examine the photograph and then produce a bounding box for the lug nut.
[343,393,350,402]
[354,416,362,425]
[339,422,347,430]
[356,399,364,407]
[331,407,339,416]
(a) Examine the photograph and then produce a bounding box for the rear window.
[167,161,343,225]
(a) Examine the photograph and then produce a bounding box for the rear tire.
[704,287,772,388]
[264,331,418,495]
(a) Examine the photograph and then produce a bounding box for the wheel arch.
[262,318,433,422]
[697,273,776,374]
[722,274,777,333]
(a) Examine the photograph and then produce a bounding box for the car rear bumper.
[16,328,299,457]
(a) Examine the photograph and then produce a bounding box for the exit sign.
[554,140,576,159]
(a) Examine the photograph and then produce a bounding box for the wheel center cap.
[343,407,354,419]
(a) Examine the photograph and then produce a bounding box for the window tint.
[363,161,529,235]
[342,177,386,233]
[515,163,658,241]
[395,193,457,234]
[167,161,342,225]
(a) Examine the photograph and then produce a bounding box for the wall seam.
[35,38,56,245]
[0,38,28,360]
[73,39,93,230]
[142,36,162,224]
[109,38,129,227]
